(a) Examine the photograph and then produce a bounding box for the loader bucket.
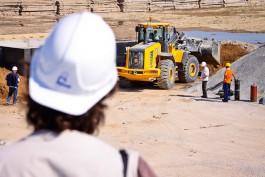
[194,40,221,66]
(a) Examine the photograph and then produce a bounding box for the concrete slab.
[0,38,45,49]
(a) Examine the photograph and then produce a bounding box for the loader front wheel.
[157,59,175,89]
[178,55,199,83]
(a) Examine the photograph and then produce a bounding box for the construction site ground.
[1,6,265,177]
[1,84,265,177]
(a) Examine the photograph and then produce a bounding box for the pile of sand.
[0,67,27,103]
[208,40,257,76]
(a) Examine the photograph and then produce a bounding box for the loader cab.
[136,23,170,42]
[135,23,175,52]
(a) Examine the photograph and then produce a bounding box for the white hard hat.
[201,61,206,67]
[12,66,18,71]
[29,12,117,116]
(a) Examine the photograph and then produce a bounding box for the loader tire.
[157,59,175,90]
[178,55,199,83]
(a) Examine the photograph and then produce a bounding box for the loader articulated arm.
[168,30,221,66]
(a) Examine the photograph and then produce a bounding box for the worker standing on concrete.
[223,62,236,102]
[0,12,158,177]
[5,66,20,105]
[200,61,209,98]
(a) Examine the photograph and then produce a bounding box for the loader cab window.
[167,26,175,41]
[137,26,145,41]
[148,28,163,42]
[137,26,164,43]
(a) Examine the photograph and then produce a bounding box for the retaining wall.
[1,0,265,15]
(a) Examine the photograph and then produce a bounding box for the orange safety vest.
[224,69,234,84]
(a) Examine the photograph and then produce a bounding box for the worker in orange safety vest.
[223,62,237,102]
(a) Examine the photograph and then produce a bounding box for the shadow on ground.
[118,84,161,92]
[169,94,196,98]
[194,98,222,102]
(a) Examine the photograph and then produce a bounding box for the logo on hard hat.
[56,72,72,89]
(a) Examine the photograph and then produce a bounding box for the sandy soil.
[1,6,265,40]
[105,6,265,40]
[1,83,265,177]
[101,86,265,177]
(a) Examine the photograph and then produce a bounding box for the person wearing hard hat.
[223,62,236,102]
[5,66,20,105]
[199,61,209,98]
[0,12,158,177]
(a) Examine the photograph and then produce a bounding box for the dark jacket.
[6,73,19,88]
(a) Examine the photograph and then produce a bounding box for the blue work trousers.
[223,83,230,102]
[7,87,18,104]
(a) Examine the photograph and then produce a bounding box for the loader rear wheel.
[178,55,199,83]
[157,59,175,89]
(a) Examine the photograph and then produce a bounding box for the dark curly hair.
[27,85,117,134]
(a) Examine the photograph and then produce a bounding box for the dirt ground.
[1,6,265,39]
[1,5,265,177]
[106,6,265,41]
[1,84,265,177]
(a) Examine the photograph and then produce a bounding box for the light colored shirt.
[201,66,209,81]
[0,130,139,177]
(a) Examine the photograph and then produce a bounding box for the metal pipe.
[234,79,240,100]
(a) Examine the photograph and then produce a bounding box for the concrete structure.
[0,38,135,75]
[0,38,44,75]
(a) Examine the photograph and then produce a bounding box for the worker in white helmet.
[199,61,209,98]
[0,12,158,177]
[5,66,20,105]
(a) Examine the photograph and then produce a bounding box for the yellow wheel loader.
[117,21,220,89]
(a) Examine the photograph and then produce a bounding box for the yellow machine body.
[117,42,162,82]
[117,21,220,88]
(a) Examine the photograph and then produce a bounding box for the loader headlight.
[134,58,139,63]
[129,51,144,69]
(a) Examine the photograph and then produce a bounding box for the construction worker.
[199,61,209,98]
[0,12,158,177]
[5,66,20,105]
[223,62,236,102]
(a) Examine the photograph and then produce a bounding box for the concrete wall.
[0,0,120,16]
[1,0,265,15]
